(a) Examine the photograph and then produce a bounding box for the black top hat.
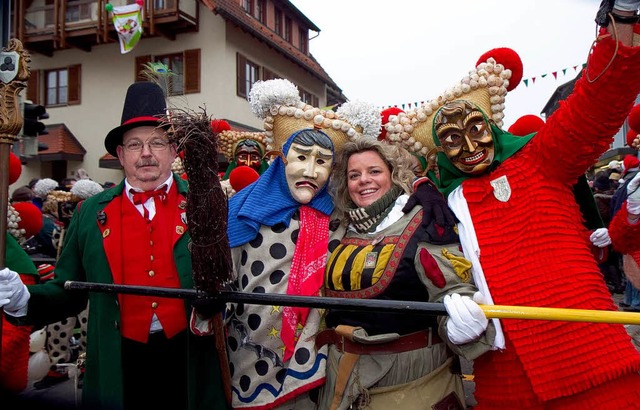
[104,82,167,156]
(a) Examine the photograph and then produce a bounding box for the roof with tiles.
[37,124,86,161]
[202,0,343,93]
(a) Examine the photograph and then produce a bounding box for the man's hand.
[191,296,226,319]
[403,179,456,229]
[590,228,612,248]
[0,268,30,316]
[627,172,640,215]
[614,0,640,12]
[596,0,640,26]
[443,293,488,345]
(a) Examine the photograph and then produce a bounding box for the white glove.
[443,292,488,345]
[627,172,640,215]
[614,0,640,12]
[590,228,612,248]
[0,267,30,316]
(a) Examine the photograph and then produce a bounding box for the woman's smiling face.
[346,150,392,208]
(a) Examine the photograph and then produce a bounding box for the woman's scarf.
[346,185,403,233]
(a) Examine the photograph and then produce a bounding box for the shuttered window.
[67,65,81,105]
[237,53,312,104]
[183,49,200,94]
[237,53,248,98]
[26,70,40,104]
[236,53,261,99]
[28,64,81,107]
[263,67,278,81]
[134,49,200,95]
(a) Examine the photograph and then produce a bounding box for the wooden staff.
[168,109,233,406]
[64,281,640,326]
[0,39,31,360]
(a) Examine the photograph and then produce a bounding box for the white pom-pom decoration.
[28,350,51,382]
[71,179,104,199]
[30,328,47,353]
[33,178,58,198]
[248,79,302,119]
[336,100,382,139]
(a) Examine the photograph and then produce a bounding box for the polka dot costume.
[46,303,89,369]
[226,211,341,409]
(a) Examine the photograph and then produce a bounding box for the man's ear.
[116,145,126,166]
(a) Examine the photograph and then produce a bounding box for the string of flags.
[382,62,587,111]
[522,63,586,87]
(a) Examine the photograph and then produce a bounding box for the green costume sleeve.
[5,232,38,277]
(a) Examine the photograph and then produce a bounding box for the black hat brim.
[104,119,167,157]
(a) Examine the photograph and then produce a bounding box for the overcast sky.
[291,0,601,129]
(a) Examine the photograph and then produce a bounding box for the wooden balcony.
[12,0,199,56]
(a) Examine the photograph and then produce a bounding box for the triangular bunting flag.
[541,74,547,78]
[562,68,567,75]
[524,79,529,87]
[532,77,536,84]
[552,72,558,79]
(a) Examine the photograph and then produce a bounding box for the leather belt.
[315,328,442,355]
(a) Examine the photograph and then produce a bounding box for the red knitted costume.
[462,36,640,409]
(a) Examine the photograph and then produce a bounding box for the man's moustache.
[137,161,159,167]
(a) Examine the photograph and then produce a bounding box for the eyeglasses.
[122,139,170,152]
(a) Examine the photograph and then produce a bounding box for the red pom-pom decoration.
[623,154,640,172]
[379,107,404,141]
[180,172,188,181]
[211,119,232,134]
[507,115,545,136]
[12,202,43,238]
[476,48,523,91]
[229,166,259,192]
[8,152,22,185]
[628,104,640,132]
[627,128,638,148]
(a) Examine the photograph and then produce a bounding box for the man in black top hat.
[0,82,227,409]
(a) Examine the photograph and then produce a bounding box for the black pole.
[64,281,448,316]
[1,0,10,48]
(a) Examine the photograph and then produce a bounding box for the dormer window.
[275,7,283,36]
[256,0,266,23]
[284,16,292,43]
[298,27,308,54]
[242,0,252,14]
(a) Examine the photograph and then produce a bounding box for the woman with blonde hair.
[317,137,492,410]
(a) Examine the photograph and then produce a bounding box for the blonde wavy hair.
[330,137,415,223]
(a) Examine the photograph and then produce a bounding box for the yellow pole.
[482,305,640,325]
